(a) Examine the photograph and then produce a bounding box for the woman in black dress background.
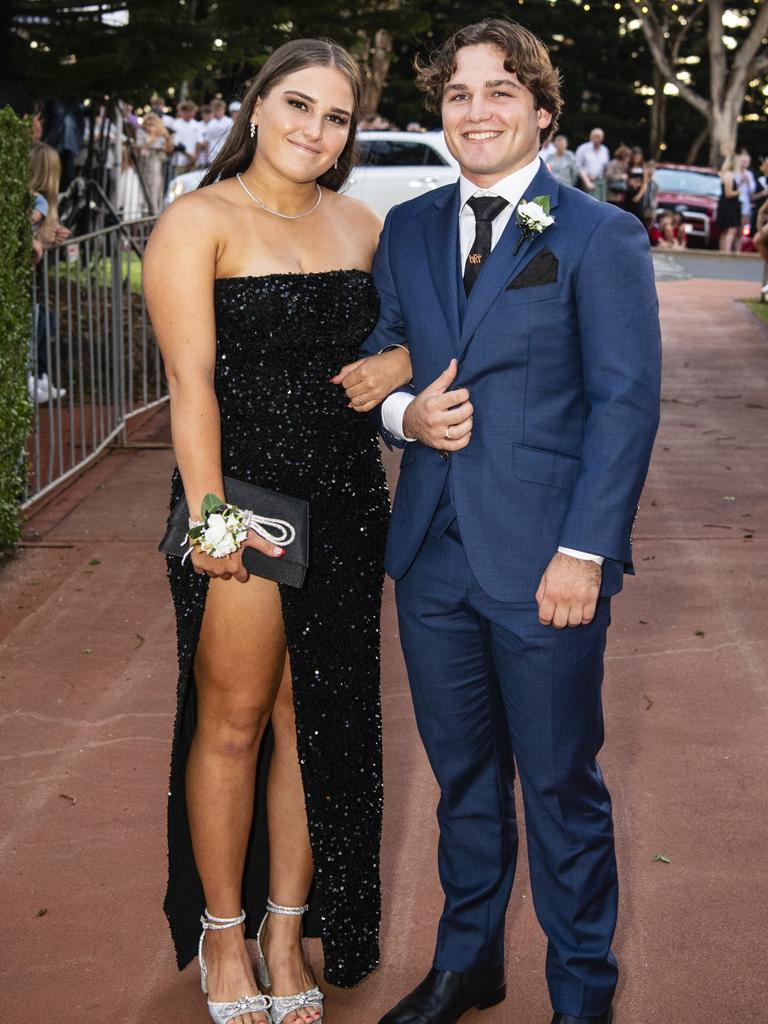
[144,40,411,1024]
[625,146,649,222]
[717,155,742,252]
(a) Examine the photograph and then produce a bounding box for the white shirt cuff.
[382,392,417,442]
[558,547,605,566]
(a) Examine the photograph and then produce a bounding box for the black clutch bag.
[159,476,309,588]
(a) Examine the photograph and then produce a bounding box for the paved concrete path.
[2,280,767,1023]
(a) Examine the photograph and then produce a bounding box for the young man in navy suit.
[347,19,660,1024]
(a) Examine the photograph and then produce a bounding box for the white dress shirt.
[170,117,203,167]
[379,155,603,566]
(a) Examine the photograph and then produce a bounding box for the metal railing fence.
[25,216,165,508]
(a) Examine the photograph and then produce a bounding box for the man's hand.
[402,359,473,450]
[535,551,602,628]
[331,347,412,413]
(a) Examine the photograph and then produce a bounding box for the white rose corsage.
[182,492,296,563]
[514,195,555,254]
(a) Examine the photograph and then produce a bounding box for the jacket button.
[440,450,450,461]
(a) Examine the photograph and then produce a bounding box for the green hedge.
[0,107,32,546]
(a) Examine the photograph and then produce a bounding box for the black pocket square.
[507,249,559,290]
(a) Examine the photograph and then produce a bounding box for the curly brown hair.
[414,19,562,144]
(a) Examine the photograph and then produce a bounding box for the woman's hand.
[331,347,412,413]
[191,528,286,583]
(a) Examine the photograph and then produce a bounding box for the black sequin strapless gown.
[164,271,389,987]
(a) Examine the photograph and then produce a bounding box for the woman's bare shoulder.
[326,190,383,245]
[153,181,239,236]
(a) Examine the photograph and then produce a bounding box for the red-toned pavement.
[2,280,767,1024]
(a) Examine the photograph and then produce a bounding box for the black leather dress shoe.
[378,967,506,1024]
[551,1008,613,1024]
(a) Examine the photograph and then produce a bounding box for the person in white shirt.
[575,127,610,201]
[201,98,233,165]
[170,101,203,174]
[736,151,756,231]
[150,94,175,129]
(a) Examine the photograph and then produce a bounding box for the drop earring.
[250,122,256,139]
[334,159,338,170]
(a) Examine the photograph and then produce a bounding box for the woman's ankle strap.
[201,907,246,930]
[266,898,309,917]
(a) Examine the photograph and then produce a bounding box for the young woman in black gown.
[144,40,411,1024]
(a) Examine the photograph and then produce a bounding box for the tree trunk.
[360,29,393,116]
[709,104,739,169]
[686,124,709,165]
[649,65,666,159]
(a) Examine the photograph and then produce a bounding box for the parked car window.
[654,168,721,198]
[357,140,448,167]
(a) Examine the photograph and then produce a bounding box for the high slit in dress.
[163,270,389,987]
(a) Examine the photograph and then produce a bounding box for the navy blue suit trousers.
[395,491,618,1018]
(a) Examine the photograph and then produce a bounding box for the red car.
[653,163,723,248]
[653,162,755,251]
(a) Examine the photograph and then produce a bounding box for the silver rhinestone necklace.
[235,173,322,220]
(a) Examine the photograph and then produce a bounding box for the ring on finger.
[444,426,452,441]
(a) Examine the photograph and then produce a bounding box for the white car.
[164,130,459,214]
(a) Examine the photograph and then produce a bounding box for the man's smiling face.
[440,43,552,188]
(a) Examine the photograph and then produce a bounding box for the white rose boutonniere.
[514,195,555,254]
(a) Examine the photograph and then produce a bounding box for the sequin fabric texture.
[164,271,389,987]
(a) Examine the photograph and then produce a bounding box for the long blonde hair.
[29,142,61,244]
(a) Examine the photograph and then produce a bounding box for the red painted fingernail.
[273,546,285,557]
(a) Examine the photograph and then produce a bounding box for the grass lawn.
[53,255,143,296]
[743,299,768,329]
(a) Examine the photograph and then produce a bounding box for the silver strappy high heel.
[255,899,324,1024]
[199,908,272,1024]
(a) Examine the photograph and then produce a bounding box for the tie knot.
[467,195,509,222]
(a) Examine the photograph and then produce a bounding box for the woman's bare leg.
[259,662,322,1024]
[186,574,286,1024]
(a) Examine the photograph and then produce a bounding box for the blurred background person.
[29,141,70,403]
[546,133,580,187]
[717,155,742,252]
[643,158,659,231]
[736,150,756,238]
[139,111,174,212]
[149,94,174,129]
[42,97,85,189]
[575,127,610,200]
[751,155,768,234]
[753,197,768,294]
[605,143,630,208]
[201,97,233,165]
[169,100,202,175]
[625,146,649,222]
[650,211,687,250]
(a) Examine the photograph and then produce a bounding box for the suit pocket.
[513,443,580,490]
[501,280,561,305]
[507,250,559,290]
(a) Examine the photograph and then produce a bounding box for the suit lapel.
[458,165,560,357]
[423,184,462,352]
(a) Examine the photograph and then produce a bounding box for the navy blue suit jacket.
[361,163,662,602]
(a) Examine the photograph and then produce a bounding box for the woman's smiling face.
[252,65,354,184]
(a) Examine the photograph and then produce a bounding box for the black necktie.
[463,195,510,295]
